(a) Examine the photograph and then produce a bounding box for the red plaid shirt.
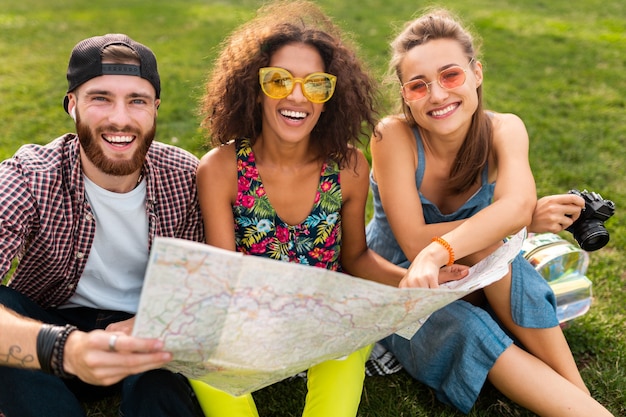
[0,134,204,308]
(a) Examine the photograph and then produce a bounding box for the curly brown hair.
[389,8,492,194]
[199,0,377,168]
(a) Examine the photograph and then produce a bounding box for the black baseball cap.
[63,34,160,113]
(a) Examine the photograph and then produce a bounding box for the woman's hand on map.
[399,261,469,289]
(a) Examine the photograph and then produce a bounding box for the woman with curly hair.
[192,1,466,416]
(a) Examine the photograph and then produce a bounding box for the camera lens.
[575,225,610,251]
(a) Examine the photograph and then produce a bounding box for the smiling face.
[400,38,482,138]
[68,71,159,177]
[259,42,326,146]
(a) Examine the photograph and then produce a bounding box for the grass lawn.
[1,0,625,416]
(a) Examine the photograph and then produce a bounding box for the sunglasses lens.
[402,65,468,102]
[260,68,336,103]
[403,80,429,101]
[261,68,293,99]
[303,74,335,103]
[439,67,466,89]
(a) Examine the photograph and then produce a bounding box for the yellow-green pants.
[190,344,372,417]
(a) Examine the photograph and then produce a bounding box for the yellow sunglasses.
[259,67,337,104]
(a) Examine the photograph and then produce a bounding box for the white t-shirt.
[64,176,149,313]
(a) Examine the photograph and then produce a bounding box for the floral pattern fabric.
[233,138,342,271]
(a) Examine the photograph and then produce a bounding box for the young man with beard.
[0,34,205,416]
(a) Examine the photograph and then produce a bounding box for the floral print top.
[233,138,342,271]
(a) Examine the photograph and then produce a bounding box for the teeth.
[431,104,457,117]
[104,135,133,143]
[280,110,307,119]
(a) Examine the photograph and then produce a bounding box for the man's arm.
[0,305,40,369]
[0,304,173,386]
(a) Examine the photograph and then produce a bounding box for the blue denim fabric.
[510,253,558,328]
[0,286,204,417]
[382,300,513,414]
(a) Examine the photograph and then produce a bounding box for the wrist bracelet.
[51,324,78,378]
[36,324,78,378]
[432,236,455,266]
[36,324,57,374]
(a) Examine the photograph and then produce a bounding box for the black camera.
[565,189,615,251]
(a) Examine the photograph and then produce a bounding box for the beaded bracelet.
[51,324,78,378]
[432,236,455,266]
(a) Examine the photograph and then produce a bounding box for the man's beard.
[76,115,156,176]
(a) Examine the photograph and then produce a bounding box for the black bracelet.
[50,324,78,378]
[36,324,60,374]
[36,324,78,378]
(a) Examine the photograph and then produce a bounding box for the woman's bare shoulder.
[373,114,414,144]
[198,142,237,175]
[489,111,525,130]
[377,114,409,131]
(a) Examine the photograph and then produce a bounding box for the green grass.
[1,0,625,416]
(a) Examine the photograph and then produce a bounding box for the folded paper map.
[132,229,524,395]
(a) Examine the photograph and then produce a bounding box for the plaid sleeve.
[0,158,38,278]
